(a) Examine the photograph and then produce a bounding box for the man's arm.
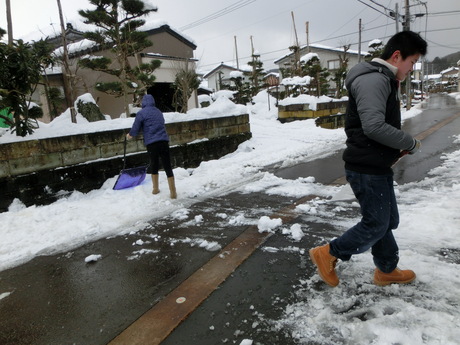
[352,73,414,151]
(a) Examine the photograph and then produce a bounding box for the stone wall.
[0,114,251,212]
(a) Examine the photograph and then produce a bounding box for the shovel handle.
[122,135,127,170]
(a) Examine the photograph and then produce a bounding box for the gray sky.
[1,0,459,72]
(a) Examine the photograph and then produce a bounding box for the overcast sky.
[0,0,459,72]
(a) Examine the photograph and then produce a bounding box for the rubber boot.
[151,174,160,194]
[309,244,339,287]
[167,176,177,199]
[374,268,416,286]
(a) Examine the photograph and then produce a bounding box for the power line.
[428,10,460,17]
[356,0,393,20]
[426,38,460,51]
[179,0,257,31]
[198,1,460,70]
[228,24,460,69]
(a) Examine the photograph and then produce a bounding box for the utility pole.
[250,35,260,92]
[420,59,425,101]
[291,11,301,75]
[6,0,13,45]
[57,0,77,123]
[404,0,412,110]
[394,3,400,32]
[358,19,362,62]
[306,21,310,53]
[234,36,239,69]
[403,0,410,31]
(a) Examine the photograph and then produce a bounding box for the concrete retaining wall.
[278,100,347,123]
[315,113,346,129]
[0,114,251,211]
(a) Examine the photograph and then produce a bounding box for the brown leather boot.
[151,174,159,194]
[167,176,177,199]
[374,268,416,286]
[309,244,339,287]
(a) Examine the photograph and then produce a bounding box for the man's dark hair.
[380,31,427,60]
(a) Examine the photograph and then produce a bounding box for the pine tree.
[365,40,384,61]
[78,0,160,117]
[333,45,350,98]
[301,55,330,96]
[229,72,251,105]
[245,52,266,97]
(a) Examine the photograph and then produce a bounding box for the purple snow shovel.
[113,136,148,190]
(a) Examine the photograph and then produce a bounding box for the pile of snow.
[211,90,236,101]
[84,254,102,263]
[198,94,213,105]
[368,38,383,47]
[281,76,312,86]
[300,52,319,63]
[0,93,247,144]
[278,94,346,110]
[230,70,244,79]
[184,96,246,120]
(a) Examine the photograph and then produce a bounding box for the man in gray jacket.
[310,31,427,287]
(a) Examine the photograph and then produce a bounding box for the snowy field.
[1,92,460,345]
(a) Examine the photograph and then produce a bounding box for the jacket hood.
[141,94,156,108]
[345,61,394,90]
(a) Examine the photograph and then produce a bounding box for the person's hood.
[141,94,156,108]
[345,60,395,90]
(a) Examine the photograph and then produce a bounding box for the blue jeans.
[329,170,400,273]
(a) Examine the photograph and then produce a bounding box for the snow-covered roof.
[141,20,196,48]
[53,38,98,57]
[274,43,368,64]
[425,74,442,80]
[142,52,198,62]
[440,67,459,75]
[264,71,279,78]
[21,17,195,55]
[203,63,240,79]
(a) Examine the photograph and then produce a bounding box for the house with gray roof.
[34,22,198,121]
[274,43,368,96]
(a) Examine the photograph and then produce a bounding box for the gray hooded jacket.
[342,60,415,174]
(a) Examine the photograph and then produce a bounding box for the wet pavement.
[0,94,459,345]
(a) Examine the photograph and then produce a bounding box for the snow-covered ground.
[1,92,460,345]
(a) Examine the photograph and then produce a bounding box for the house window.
[328,60,341,70]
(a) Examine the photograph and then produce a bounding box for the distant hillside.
[429,51,460,73]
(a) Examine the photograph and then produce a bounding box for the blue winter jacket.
[129,94,169,146]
